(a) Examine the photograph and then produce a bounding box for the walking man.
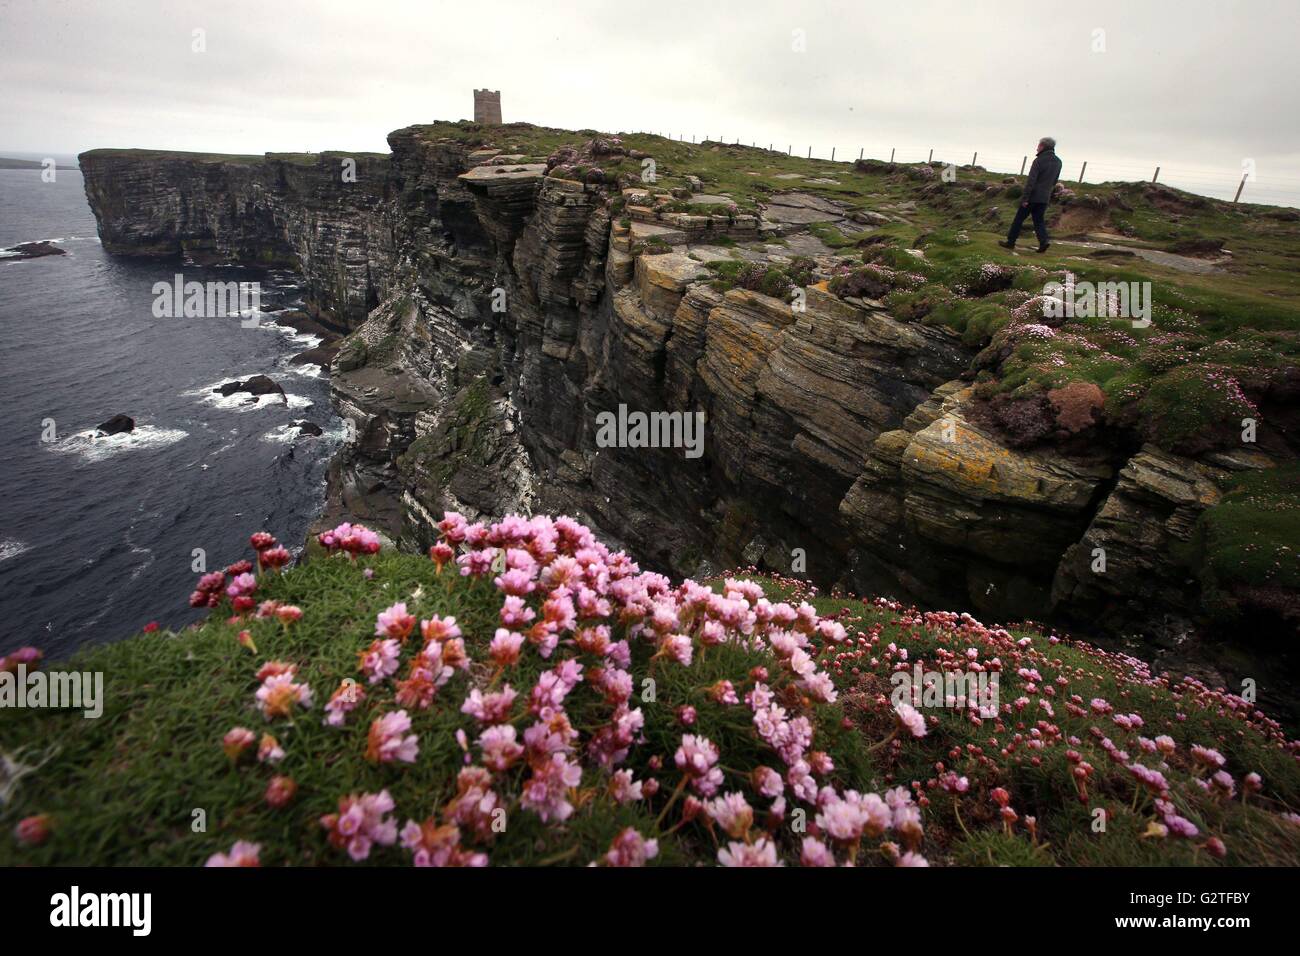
[1000,137,1062,252]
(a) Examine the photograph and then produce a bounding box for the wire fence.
[636,131,1300,210]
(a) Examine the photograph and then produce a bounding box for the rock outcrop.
[78,124,1277,643]
[95,414,135,436]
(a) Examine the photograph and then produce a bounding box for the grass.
[3,524,1298,867]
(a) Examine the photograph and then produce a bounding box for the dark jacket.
[1023,148,1062,204]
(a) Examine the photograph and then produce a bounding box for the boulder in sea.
[291,420,323,437]
[0,241,67,263]
[95,414,135,436]
[215,375,286,400]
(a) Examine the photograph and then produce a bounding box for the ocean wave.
[260,424,300,444]
[256,318,322,349]
[194,390,313,412]
[0,538,32,562]
[290,363,323,378]
[53,424,189,461]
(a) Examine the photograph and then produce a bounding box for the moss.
[1198,465,1300,593]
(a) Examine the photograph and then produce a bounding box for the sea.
[0,159,341,658]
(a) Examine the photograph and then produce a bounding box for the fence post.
[831,147,836,161]
[808,146,812,158]
[1152,166,1159,183]
[972,151,978,166]
[1234,174,1247,202]
[890,147,895,162]
[1020,156,1027,175]
[928,148,933,163]
[1079,161,1087,182]
[859,147,864,160]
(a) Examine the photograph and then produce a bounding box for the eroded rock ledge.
[78,128,1270,642]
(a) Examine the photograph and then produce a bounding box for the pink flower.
[320,791,398,861]
[225,573,258,599]
[897,851,930,867]
[658,634,693,666]
[753,766,784,799]
[710,679,739,705]
[494,567,536,597]
[222,726,256,761]
[478,724,525,771]
[429,541,455,572]
[265,776,297,809]
[375,602,416,642]
[718,838,782,867]
[250,532,277,551]
[608,769,644,804]
[801,837,836,867]
[255,672,312,720]
[490,628,525,667]
[461,686,518,725]
[674,734,723,797]
[14,814,51,847]
[324,679,364,727]
[359,638,401,684]
[400,819,488,867]
[274,604,302,625]
[257,733,285,765]
[520,752,583,822]
[420,615,462,644]
[894,701,927,738]
[706,792,754,839]
[601,827,659,867]
[204,840,261,867]
[345,524,381,555]
[458,548,497,577]
[0,647,43,676]
[365,710,419,764]
[1191,745,1226,769]
[499,595,535,629]
[259,546,292,571]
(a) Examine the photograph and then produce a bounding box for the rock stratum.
[78,124,1298,655]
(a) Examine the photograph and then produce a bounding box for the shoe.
[998,240,1015,250]
[1035,243,1050,253]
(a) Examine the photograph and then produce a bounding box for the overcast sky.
[2,0,1298,204]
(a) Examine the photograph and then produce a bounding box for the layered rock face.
[79,149,394,329]
[79,127,1258,640]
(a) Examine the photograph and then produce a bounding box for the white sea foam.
[261,424,300,444]
[53,424,189,461]
[0,538,32,562]
[290,363,323,378]
[257,318,322,349]
[186,377,312,412]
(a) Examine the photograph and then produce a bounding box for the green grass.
[1188,464,1300,627]
[3,549,1298,867]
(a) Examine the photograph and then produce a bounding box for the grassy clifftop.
[2,515,1297,866]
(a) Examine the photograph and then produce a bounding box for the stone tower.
[473,89,502,126]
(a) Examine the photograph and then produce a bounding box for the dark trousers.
[1007,202,1048,247]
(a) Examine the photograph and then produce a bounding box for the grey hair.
[1039,136,1056,149]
